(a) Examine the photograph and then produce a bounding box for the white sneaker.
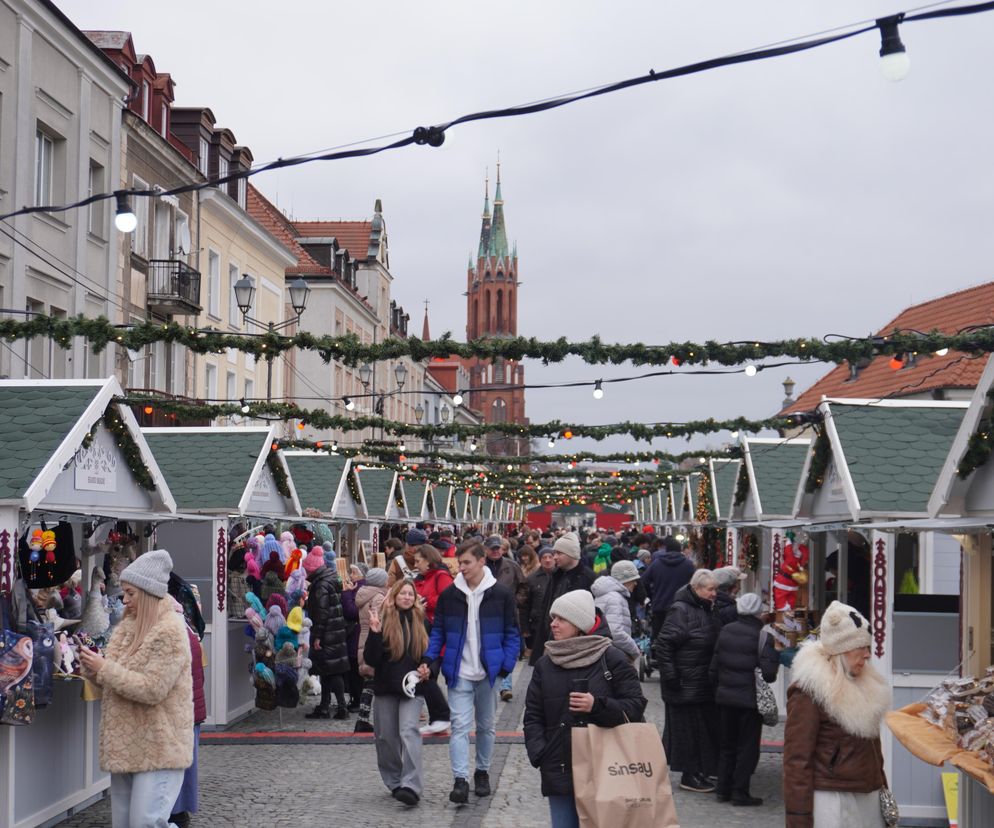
[419,719,451,735]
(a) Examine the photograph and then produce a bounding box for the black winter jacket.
[715,591,739,626]
[524,643,647,796]
[362,620,431,697]
[306,566,349,675]
[653,584,720,704]
[529,563,596,665]
[642,550,695,615]
[524,568,552,639]
[709,616,779,709]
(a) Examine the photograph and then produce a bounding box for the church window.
[484,290,491,330]
[496,290,504,331]
[491,398,507,423]
[472,300,479,337]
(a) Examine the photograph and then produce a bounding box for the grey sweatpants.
[373,694,425,795]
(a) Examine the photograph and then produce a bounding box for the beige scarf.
[544,635,612,669]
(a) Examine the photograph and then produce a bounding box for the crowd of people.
[75,523,893,828]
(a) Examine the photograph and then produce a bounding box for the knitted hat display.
[736,592,764,617]
[264,604,286,638]
[286,606,304,633]
[265,593,288,616]
[610,560,640,584]
[283,548,303,580]
[552,532,581,561]
[244,551,261,580]
[262,533,286,565]
[819,600,873,655]
[549,589,596,633]
[274,624,298,651]
[245,536,262,566]
[285,568,306,600]
[120,549,173,598]
[260,570,285,603]
[245,592,266,618]
[365,567,388,587]
[259,551,283,580]
[245,606,263,631]
[322,542,337,567]
[301,547,325,576]
[280,531,295,559]
[275,640,297,667]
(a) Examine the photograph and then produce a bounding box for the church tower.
[463,164,528,454]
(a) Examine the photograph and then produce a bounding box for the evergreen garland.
[742,532,760,572]
[957,389,994,479]
[695,474,714,523]
[733,462,751,507]
[804,426,832,492]
[95,405,156,491]
[265,450,292,499]
[5,314,992,368]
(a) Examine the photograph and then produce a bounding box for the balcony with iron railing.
[147,260,202,315]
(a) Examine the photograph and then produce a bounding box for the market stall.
[282,452,363,561]
[434,485,456,524]
[141,425,301,728]
[707,458,741,566]
[453,488,471,527]
[0,378,178,828]
[354,466,405,553]
[791,397,968,821]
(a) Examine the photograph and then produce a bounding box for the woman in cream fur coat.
[80,549,193,828]
[783,600,892,828]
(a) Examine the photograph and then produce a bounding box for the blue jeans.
[548,794,580,828]
[448,676,497,778]
[500,672,513,693]
[110,768,185,827]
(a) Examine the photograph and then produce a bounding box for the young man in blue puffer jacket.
[421,540,520,805]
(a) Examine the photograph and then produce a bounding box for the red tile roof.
[783,280,994,414]
[246,185,332,276]
[294,221,373,260]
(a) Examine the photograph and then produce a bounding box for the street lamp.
[394,362,408,390]
[440,404,450,424]
[232,273,310,400]
[358,363,373,389]
[414,403,424,424]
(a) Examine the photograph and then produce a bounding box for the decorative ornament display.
[216,527,227,613]
[873,537,888,658]
[741,532,760,572]
[772,541,809,612]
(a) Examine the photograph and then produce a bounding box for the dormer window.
[160,103,168,138]
[141,80,150,121]
[237,178,246,208]
[217,156,228,186]
[198,138,209,175]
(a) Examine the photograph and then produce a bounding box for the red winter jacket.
[187,627,206,725]
[415,566,454,624]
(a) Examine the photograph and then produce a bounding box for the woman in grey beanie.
[78,549,194,827]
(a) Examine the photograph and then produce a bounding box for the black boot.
[449,777,469,804]
[305,706,331,719]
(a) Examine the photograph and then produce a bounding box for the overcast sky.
[60,0,994,460]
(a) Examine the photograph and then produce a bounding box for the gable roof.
[0,379,174,513]
[356,468,395,519]
[294,221,374,261]
[283,454,350,515]
[824,399,968,515]
[742,438,811,519]
[141,427,298,515]
[246,185,332,276]
[784,281,994,415]
[710,459,741,521]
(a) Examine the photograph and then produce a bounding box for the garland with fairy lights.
[80,405,156,490]
[9,315,994,368]
[804,426,832,493]
[742,532,760,572]
[121,395,795,441]
[696,474,714,523]
[265,450,292,499]
[957,388,994,479]
[733,462,750,507]
[345,466,362,506]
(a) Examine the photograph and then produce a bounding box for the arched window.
[484,290,491,332]
[491,398,507,423]
[496,290,504,331]
[471,300,478,338]
[507,289,514,332]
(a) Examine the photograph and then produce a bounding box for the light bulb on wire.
[453,392,463,406]
[744,364,758,377]
[548,437,556,448]
[877,15,910,81]
[593,380,604,399]
[343,396,355,411]
[114,192,138,233]
[935,348,949,357]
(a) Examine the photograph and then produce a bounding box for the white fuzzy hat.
[819,600,872,655]
[549,589,595,634]
[553,532,581,561]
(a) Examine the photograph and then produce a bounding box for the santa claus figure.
[773,541,810,612]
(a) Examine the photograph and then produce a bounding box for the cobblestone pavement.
[57,663,785,827]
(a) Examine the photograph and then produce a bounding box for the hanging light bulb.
[547,437,556,448]
[877,14,910,81]
[453,392,463,406]
[344,396,355,411]
[744,364,758,377]
[730,430,740,439]
[889,355,904,371]
[331,440,338,452]
[240,397,251,414]
[469,439,478,452]
[935,348,949,357]
[592,380,604,399]
[398,442,406,452]
[297,421,306,431]
[114,192,138,233]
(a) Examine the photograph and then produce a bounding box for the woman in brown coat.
[79,550,193,828]
[783,601,891,828]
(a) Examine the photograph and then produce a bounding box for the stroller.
[633,608,654,682]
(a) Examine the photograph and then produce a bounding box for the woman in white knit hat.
[523,589,647,828]
[783,600,891,828]
[79,549,193,828]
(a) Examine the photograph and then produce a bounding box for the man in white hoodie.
[420,541,520,804]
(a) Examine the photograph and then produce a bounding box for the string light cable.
[2,2,993,226]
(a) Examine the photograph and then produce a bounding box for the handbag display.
[0,599,35,725]
[755,626,779,726]
[880,786,899,827]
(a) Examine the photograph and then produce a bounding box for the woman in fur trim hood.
[79,550,193,828]
[783,600,891,828]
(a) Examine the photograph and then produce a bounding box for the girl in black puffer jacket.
[708,592,779,805]
[653,572,721,793]
[524,590,646,827]
[304,557,349,719]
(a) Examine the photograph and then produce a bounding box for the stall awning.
[727,519,806,530]
[855,516,994,533]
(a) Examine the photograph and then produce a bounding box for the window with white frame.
[205,363,217,400]
[34,130,54,206]
[228,262,240,327]
[226,371,236,406]
[88,160,105,237]
[141,80,150,121]
[218,155,229,185]
[160,103,168,138]
[131,175,149,257]
[207,249,220,317]
[198,137,209,176]
[237,178,247,209]
[244,378,254,407]
[149,340,165,391]
[170,343,185,395]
